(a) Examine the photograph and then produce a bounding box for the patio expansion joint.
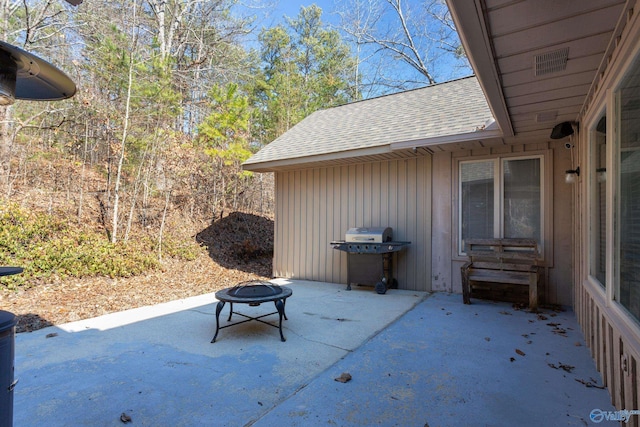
[188,308,214,316]
[283,327,353,352]
[244,300,427,427]
[244,381,313,427]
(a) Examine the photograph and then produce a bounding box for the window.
[459,156,543,254]
[590,112,607,288]
[615,54,640,322]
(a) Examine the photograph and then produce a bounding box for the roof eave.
[390,128,504,150]
[242,145,396,173]
[446,0,514,138]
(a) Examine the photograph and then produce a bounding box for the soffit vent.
[536,111,558,123]
[534,47,569,76]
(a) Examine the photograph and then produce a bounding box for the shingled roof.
[243,76,497,172]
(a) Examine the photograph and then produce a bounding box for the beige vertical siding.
[431,142,574,306]
[576,284,640,420]
[273,156,432,292]
[572,7,640,415]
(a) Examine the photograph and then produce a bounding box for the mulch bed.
[0,254,271,333]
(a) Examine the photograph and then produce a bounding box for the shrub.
[0,203,162,289]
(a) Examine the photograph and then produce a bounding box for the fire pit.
[212,281,292,343]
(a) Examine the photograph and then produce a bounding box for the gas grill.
[331,227,410,294]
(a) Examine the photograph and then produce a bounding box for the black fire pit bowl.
[212,281,292,342]
[227,281,284,304]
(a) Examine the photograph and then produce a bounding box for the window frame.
[578,5,640,347]
[585,48,640,329]
[588,107,608,289]
[612,56,640,323]
[456,152,550,261]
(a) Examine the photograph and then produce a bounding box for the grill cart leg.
[375,252,393,294]
[346,253,352,291]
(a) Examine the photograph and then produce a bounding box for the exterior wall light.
[596,167,607,183]
[553,121,581,184]
[565,167,580,184]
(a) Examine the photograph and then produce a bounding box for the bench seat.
[461,238,540,310]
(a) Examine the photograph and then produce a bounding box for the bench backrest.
[464,238,538,272]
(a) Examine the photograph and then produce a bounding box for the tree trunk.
[77,120,89,222]
[157,189,171,261]
[0,106,12,192]
[111,0,139,244]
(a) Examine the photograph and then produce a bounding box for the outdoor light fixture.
[597,167,607,183]
[553,121,581,184]
[550,121,576,139]
[0,40,76,105]
[565,167,580,184]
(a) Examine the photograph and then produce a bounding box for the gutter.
[390,128,503,151]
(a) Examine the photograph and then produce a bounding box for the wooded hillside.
[0,1,468,330]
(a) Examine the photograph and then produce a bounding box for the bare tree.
[0,0,77,192]
[111,0,140,244]
[336,0,470,92]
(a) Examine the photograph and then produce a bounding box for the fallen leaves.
[4,253,271,333]
[547,322,568,337]
[548,362,575,373]
[334,372,352,383]
[575,378,606,389]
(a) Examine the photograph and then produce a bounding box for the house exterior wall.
[272,156,432,292]
[430,142,574,306]
[575,3,640,414]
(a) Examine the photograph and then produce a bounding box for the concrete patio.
[13,280,615,426]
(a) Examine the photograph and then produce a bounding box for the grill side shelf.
[330,241,411,254]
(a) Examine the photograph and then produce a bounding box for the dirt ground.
[0,211,274,333]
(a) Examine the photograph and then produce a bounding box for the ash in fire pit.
[212,280,292,342]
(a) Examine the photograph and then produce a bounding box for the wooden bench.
[461,238,540,310]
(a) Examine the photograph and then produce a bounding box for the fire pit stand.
[212,281,292,343]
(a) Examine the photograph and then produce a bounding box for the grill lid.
[345,227,392,243]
